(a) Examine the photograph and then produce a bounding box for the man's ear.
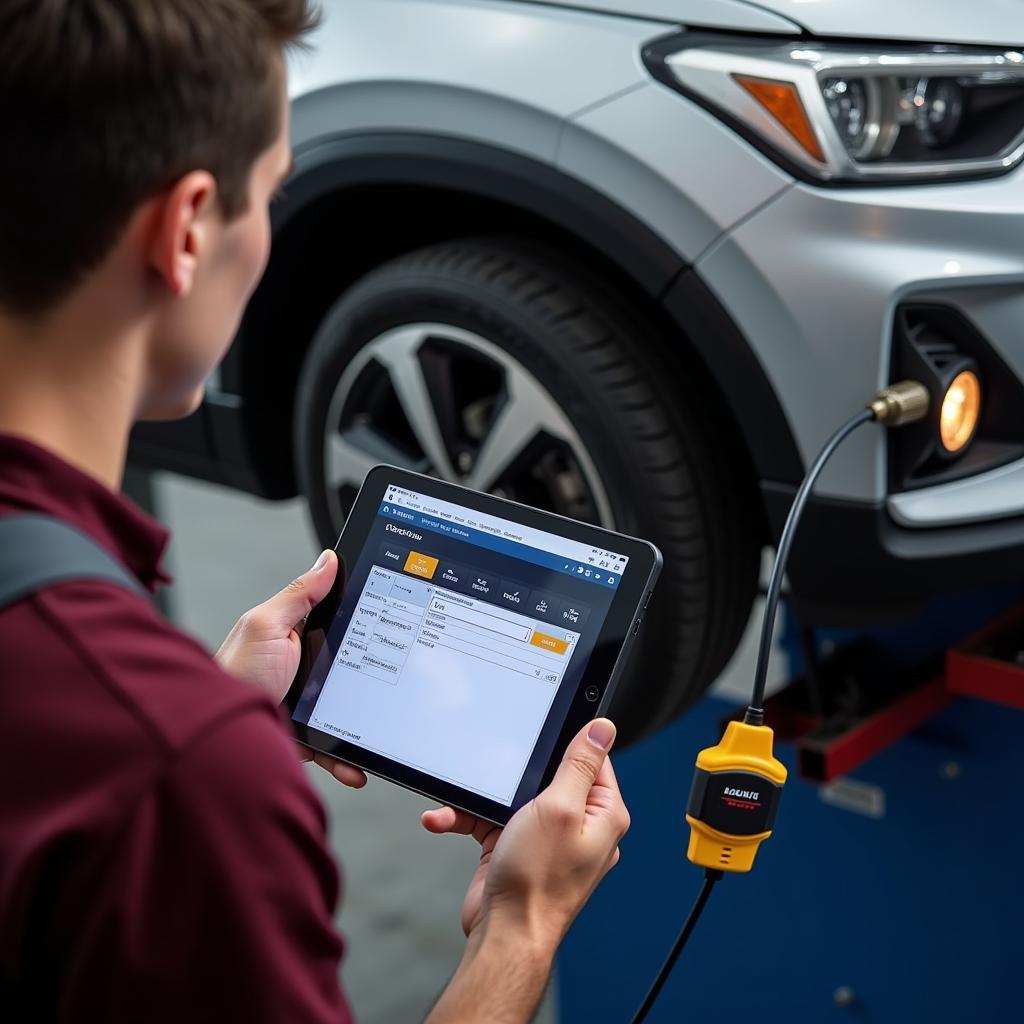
[148,171,219,298]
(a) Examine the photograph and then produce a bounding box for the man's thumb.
[267,549,338,628]
[550,718,616,800]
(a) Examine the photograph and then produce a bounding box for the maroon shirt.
[0,435,352,1023]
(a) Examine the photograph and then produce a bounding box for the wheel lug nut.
[457,451,473,473]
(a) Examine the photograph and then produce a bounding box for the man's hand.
[424,718,629,1023]
[216,549,367,790]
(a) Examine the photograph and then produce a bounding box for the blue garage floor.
[558,691,1023,1023]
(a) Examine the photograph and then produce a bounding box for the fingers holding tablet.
[533,718,629,857]
[421,805,483,838]
[313,752,369,790]
[488,718,629,944]
[422,718,630,945]
[296,744,369,790]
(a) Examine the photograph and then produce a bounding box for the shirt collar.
[0,433,172,593]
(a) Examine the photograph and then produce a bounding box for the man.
[0,2,630,1022]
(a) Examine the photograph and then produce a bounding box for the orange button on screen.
[531,631,569,655]
[404,551,439,580]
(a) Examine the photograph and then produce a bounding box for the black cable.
[745,408,874,726]
[627,399,902,1024]
[629,870,723,1024]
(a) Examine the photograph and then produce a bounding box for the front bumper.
[698,164,1024,522]
[762,484,1024,620]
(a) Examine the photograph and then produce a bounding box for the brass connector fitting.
[869,380,930,427]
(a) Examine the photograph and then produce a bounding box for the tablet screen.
[290,482,631,808]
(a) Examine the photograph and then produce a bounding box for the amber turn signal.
[733,75,825,163]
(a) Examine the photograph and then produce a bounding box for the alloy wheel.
[322,323,615,530]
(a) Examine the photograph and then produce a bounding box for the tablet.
[285,466,661,825]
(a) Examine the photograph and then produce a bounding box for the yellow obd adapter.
[682,379,928,877]
[686,720,787,873]
[630,381,930,1024]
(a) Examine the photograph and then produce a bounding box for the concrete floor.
[153,473,781,1022]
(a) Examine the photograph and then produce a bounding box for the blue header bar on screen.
[377,503,619,588]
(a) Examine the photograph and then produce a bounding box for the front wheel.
[294,239,761,741]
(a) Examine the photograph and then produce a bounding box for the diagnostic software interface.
[292,485,629,807]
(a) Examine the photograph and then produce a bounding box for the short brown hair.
[0,0,319,316]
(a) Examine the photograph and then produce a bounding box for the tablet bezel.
[284,465,661,826]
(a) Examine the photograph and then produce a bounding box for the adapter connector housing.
[685,722,788,873]
[869,379,930,427]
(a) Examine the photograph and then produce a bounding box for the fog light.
[940,370,981,453]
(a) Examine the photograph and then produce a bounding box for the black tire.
[294,238,761,741]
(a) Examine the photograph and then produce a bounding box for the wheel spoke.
[375,327,458,481]
[465,368,561,492]
[326,424,416,492]
[320,321,614,528]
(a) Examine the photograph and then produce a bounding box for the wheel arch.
[227,133,803,502]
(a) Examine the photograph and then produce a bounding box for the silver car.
[133,0,1024,740]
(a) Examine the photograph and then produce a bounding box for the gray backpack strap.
[0,514,146,609]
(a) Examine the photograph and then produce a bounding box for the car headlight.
[645,37,1024,183]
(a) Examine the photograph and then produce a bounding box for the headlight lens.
[650,40,1024,183]
[914,77,965,148]
[821,77,899,161]
[821,71,1017,167]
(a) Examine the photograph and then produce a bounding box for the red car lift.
[726,603,1024,783]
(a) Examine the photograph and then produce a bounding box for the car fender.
[224,130,803,490]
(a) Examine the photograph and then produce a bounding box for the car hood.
[556,1,1024,48]
[739,0,1024,48]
